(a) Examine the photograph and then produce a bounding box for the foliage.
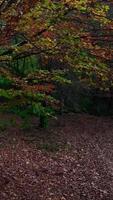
[0,0,112,125]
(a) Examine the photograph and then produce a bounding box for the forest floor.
[0,113,113,200]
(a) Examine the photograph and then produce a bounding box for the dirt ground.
[0,113,113,200]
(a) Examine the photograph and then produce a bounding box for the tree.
[0,0,112,126]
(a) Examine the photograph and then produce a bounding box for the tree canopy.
[0,0,112,125]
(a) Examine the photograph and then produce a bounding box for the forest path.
[0,113,113,199]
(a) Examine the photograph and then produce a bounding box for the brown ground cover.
[0,113,113,200]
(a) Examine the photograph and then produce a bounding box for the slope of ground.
[0,113,113,200]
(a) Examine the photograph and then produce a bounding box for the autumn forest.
[0,1,113,199]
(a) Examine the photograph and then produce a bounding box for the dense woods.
[1,1,113,200]
[0,0,113,126]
